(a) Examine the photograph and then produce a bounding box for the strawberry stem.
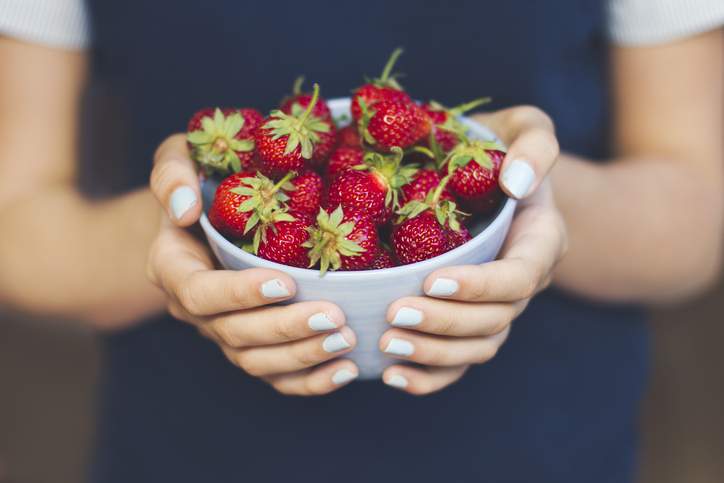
[292,76,305,95]
[380,48,403,83]
[271,171,295,193]
[431,172,453,205]
[299,83,320,124]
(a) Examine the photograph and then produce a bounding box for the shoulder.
[608,0,724,45]
[0,0,90,50]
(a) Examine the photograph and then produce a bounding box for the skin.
[0,28,722,396]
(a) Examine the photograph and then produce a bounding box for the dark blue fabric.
[85,1,648,482]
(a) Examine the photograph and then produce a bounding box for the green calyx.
[428,97,493,162]
[371,47,404,90]
[187,108,254,174]
[444,137,505,174]
[356,147,418,210]
[251,208,297,255]
[302,206,365,276]
[292,76,305,96]
[356,98,377,146]
[262,83,330,160]
[396,172,465,232]
[230,171,296,237]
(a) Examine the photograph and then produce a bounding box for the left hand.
[379,106,568,395]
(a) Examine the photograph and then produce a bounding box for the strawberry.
[444,224,472,251]
[338,125,362,147]
[208,171,295,240]
[256,214,312,268]
[401,168,454,203]
[358,99,431,152]
[422,98,490,153]
[326,146,364,180]
[351,48,411,121]
[445,139,506,208]
[187,108,261,175]
[326,148,417,224]
[370,247,396,269]
[256,83,331,176]
[309,120,338,167]
[285,171,323,217]
[303,206,378,274]
[280,77,332,121]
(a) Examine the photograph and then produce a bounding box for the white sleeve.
[0,0,90,50]
[608,0,724,45]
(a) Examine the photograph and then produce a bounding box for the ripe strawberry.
[208,171,295,240]
[326,146,364,180]
[444,224,472,251]
[338,125,362,147]
[422,98,490,153]
[401,168,454,203]
[256,83,331,176]
[326,148,417,224]
[445,139,506,203]
[358,100,431,152]
[187,108,261,174]
[257,215,312,268]
[280,77,332,121]
[370,247,396,269]
[392,211,470,265]
[303,206,378,274]
[351,48,411,121]
[285,171,323,217]
[309,120,338,166]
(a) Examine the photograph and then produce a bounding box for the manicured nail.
[169,186,197,220]
[386,374,409,389]
[260,279,290,298]
[501,159,535,199]
[384,338,414,357]
[323,333,351,353]
[332,369,358,385]
[391,307,423,327]
[308,312,337,332]
[426,278,459,297]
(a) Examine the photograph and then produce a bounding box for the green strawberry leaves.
[187,108,254,175]
[229,172,296,235]
[303,206,365,276]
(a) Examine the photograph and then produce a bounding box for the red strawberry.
[285,171,323,217]
[401,168,454,203]
[338,125,362,147]
[256,83,331,176]
[370,247,396,269]
[187,108,261,174]
[257,215,312,268]
[358,100,431,152]
[280,77,332,121]
[303,206,378,274]
[351,48,411,121]
[392,211,469,265]
[422,98,490,153]
[208,171,293,240]
[309,120,338,167]
[326,148,417,224]
[327,146,364,180]
[444,224,472,251]
[445,140,506,203]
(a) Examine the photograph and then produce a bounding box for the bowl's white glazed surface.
[199,98,516,379]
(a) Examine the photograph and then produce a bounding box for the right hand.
[147,134,359,395]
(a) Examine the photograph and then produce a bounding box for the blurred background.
[1,280,723,483]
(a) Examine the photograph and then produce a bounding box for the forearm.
[0,186,166,328]
[552,154,723,304]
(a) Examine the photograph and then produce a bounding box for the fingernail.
[384,338,415,357]
[169,186,197,220]
[426,278,459,297]
[391,307,423,327]
[501,159,535,199]
[385,374,409,389]
[308,312,337,332]
[323,332,351,353]
[260,279,290,298]
[332,369,358,385]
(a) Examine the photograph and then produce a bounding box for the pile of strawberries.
[187,49,506,274]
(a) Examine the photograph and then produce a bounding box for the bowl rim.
[199,97,517,281]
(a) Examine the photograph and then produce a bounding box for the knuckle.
[476,344,499,364]
[436,315,456,336]
[214,322,243,348]
[271,316,297,342]
[293,346,319,368]
[228,283,254,309]
[237,353,264,377]
[177,281,205,316]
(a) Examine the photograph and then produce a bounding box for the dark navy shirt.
[85,1,649,482]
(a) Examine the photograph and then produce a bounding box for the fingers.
[150,133,202,226]
[386,297,526,337]
[222,326,357,377]
[382,365,468,395]
[264,359,360,396]
[379,327,510,367]
[472,106,559,200]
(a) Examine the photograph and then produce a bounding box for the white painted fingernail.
[169,186,197,220]
[323,333,351,353]
[260,279,290,298]
[384,338,415,356]
[332,369,358,385]
[391,307,423,327]
[426,278,459,297]
[501,159,535,199]
[308,312,337,331]
[386,374,409,389]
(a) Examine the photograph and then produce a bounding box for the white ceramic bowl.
[199,98,516,379]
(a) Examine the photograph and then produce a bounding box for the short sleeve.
[0,0,90,50]
[608,0,724,45]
